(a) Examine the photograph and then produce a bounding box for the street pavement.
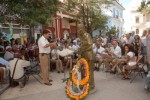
[0,70,150,100]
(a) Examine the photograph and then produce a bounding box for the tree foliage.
[65,0,111,35]
[107,28,116,35]
[138,0,150,14]
[0,0,58,26]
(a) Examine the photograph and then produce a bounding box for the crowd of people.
[0,29,149,88]
[93,30,149,80]
[0,29,81,87]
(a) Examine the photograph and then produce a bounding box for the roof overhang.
[112,0,125,10]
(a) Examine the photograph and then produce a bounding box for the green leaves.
[138,0,150,14]
[107,28,116,34]
[65,0,110,35]
[0,0,58,26]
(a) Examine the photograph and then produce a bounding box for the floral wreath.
[66,58,90,100]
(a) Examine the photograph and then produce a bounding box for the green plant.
[65,0,111,35]
[107,28,116,34]
[0,0,58,26]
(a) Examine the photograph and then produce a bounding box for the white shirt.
[141,36,147,46]
[125,37,132,44]
[51,49,60,60]
[4,51,14,61]
[120,37,126,44]
[127,52,134,58]
[93,46,105,58]
[92,43,96,49]
[130,36,135,43]
[72,45,79,51]
[127,52,136,66]
[73,39,77,45]
[101,37,107,46]
[9,58,30,80]
[38,36,50,53]
[110,45,122,58]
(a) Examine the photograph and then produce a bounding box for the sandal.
[105,70,110,73]
[110,70,116,74]
[122,77,130,80]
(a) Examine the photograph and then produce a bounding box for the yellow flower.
[66,58,90,100]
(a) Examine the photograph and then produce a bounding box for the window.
[120,12,122,18]
[136,17,139,23]
[117,10,119,18]
[113,8,115,18]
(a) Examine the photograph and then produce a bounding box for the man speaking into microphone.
[38,29,55,86]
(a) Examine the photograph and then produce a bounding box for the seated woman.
[122,51,139,79]
[110,44,138,79]
[51,45,63,73]
[134,35,142,57]
[110,44,131,73]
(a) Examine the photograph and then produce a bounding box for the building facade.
[41,0,78,40]
[0,0,78,42]
[102,0,125,37]
[130,0,150,36]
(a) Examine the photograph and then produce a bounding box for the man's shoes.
[44,82,52,86]
[94,67,98,71]
[57,71,60,73]
[97,68,100,71]
[62,78,67,83]
[49,79,53,82]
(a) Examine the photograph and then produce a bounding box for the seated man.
[50,45,63,73]
[9,58,30,88]
[110,44,138,79]
[110,44,132,73]
[99,40,122,72]
[93,40,105,71]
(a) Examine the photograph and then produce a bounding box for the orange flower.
[72,58,90,86]
[66,58,90,100]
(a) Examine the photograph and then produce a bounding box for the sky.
[118,0,144,32]
[119,0,140,33]
[119,0,131,8]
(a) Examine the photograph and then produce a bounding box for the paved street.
[0,71,150,100]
